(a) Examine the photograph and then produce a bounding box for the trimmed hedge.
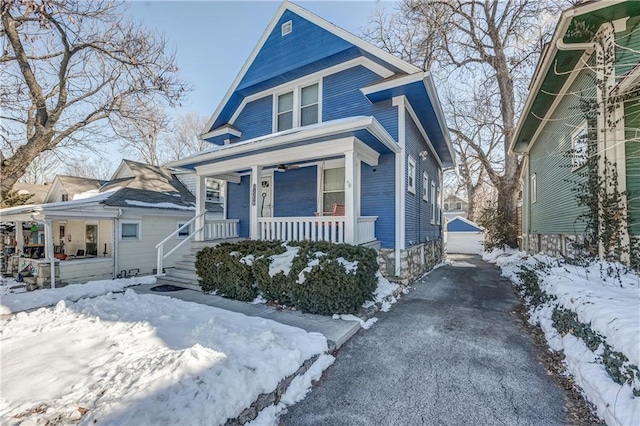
[195,240,378,315]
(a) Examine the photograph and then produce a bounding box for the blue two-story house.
[167,1,455,283]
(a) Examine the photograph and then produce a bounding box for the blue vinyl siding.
[239,10,353,92]
[405,113,441,247]
[274,166,317,217]
[227,175,250,238]
[323,66,398,140]
[361,153,396,248]
[234,95,273,141]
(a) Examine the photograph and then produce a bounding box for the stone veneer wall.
[378,240,443,285]
[526,233,585,257]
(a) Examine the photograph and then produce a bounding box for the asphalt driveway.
[280,255,569,425]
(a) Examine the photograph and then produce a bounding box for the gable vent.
[282,20,292,36]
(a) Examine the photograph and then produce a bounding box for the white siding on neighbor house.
[59,258,113,283]
[117,214,193,275]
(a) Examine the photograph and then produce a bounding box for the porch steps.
[156,237,245,290]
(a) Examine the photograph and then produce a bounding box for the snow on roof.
[124,200,195,211]
[0,187,120,217]
[446,216,484,232]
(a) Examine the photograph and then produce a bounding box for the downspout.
[113,209,121,278]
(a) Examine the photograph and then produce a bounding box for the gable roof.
[12,183,49,205]
[511,0,640,153]
[203,0,420,134]
[446,216,483,232]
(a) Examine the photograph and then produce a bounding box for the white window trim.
[176,221,192,240]
[319,164,346,215]
[531,173,537,204]
[571,120,589,170]
[281,20,292,36]
[422,172,428,201]
[430,181,436,224]
[120,220,141,241]
[272,79,323,132]
[436,188,441,225]
[407,155,416,194]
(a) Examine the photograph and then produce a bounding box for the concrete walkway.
[132,284,360,350]
[280,255,569,425]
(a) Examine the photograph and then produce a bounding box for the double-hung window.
[430,181,436,224]
[322,167,345,215]
[422,172,428,201]
[407,156,416,194]
[205,178,222,202]
[531,173,537,204]
[121,221,141,240]
[276,82,320,132]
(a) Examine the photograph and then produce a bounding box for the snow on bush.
[0,289,328,425]
[484,248,640,426]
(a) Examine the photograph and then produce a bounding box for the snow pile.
[0,277,26,295]
[268,245,300,277]
[247,355,336,426]
[485,249,640,426]
[0,275,156,315]
[362,271,400,311]
[332,313,378,329]
[125,200,195,210]
[1,289,328,425]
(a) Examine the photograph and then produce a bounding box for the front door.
[260,176,273,217]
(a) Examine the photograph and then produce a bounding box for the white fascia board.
[360,72,426,97]
[422,74,456,167]
[201,126,243,141]
[229,57,393,125]
[202,0,416,135]
[509,0,626,153]
[110,160,132,181]
[354,138,380,166]
[284,1,419,75]
[401,96,443,169]
[195,137,357,176]
[368,118,401,154]
[170,116,393,168]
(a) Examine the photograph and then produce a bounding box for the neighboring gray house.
[0,159,223,287]
[43,176,107,203]
[443,194,468,219]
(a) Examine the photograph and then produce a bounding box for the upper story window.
[431,181,436,224]
[456,202,462,210]
[275,82,320,132]
[61,194,68,202]
[422,172,428,201]
[530,173,537,204]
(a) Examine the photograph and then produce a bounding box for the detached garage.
[446,216,485,255]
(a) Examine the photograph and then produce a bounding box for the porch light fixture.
[419,150,429,160]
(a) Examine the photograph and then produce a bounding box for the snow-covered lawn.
[484,248,640,426]
[0,275,156,315]
[1,289,329,425]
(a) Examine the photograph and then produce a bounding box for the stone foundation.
[378,239,443,285]
[526,233,583,257]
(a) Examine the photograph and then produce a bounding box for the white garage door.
[447,232,484,254]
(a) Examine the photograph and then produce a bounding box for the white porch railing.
[156,212,204,277]
[258,216,346,243]
[357,216,377,244]
[205,219,239,240]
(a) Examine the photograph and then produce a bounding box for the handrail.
[155,211,205,249]
[156,211,206,276]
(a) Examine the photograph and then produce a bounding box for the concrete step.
[156,275,200,291]
[165,268,198,281]
[174,261,196,272]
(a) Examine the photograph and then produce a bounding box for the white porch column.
[15,221,24,254]
[344,150,357,244]
[250,165,262,240]
[44,219,56,289]
[195,174,206,241]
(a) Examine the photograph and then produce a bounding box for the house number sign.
[251,183,257,206]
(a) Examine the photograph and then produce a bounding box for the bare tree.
[367,0,563,246]
[62,154,114,180]
[165,111,209,160]
[115,103,172,166]
[18,150,58,184]
[0,0,188,198]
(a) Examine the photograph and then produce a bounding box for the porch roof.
[167,116,399,172]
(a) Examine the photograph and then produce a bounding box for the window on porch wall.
[322,167,345,215]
